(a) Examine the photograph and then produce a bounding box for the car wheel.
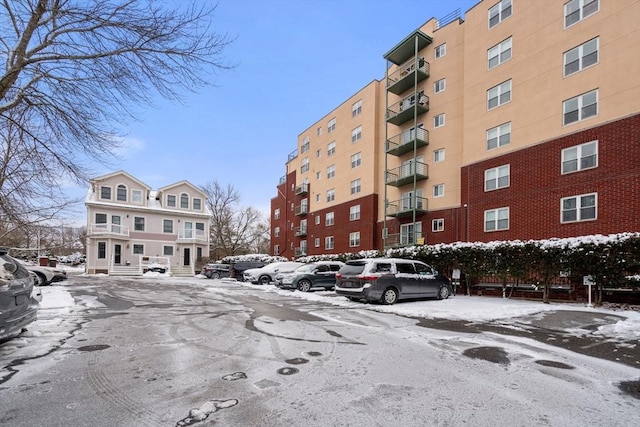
[34,273,47,286]
[438,285,450,300]
[212,272,220,279]
[381,288,399,305]
[259,275,271,285]
[297,279,312,292]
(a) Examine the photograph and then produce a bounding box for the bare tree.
[0,0,232,232]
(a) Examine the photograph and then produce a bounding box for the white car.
[243,262,305,285]
[19,261,68,286]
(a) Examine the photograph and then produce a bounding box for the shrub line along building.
[270,0,640,259]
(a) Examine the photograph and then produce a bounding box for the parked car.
[202,263,231,279]
[1,248,39,341]
[335,258,452,305]
[230,261,268,281]
[18,261,67,286]
[243,262,305,285]
[275,261,345,292]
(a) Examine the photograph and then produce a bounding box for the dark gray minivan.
[1,248,39,341]
[335,258,452,304]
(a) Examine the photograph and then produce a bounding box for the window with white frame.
[301,157,309,173]
[301,136,310,153]
[117,184,127,201]
[488,37,512,69]
[351,152,362,169]
[350,205,361,221]
[485,165,510,191]
[327,141,336,157]
[315,215,320,225]
[163,219,173,233]
[487,122,511,150]
[98,242,106,259]
[352,99,362,117]
[314,237,320,247]
[565,0,599,28]
[316,194,320,202]
[274,208,280,220]
[434,113,445,128]
[193,198,201,211]
[326,188,335,202]
[163,246,173,256]
[132,189,143,203]
[352,126,362,143]
[401,189,424,210]
[100,186,112,200]
[327,117,336,133]
[274,244,280,255]
[325,236,334,250]
[562,193,597,222]
[317,126,322,136]
[434,148,445,163]
[349,232,361,247]
[400,222,422,246]
[180,193,189,209]
[350,179,361,195]
[274,226,280,238]
[133,244,144,255]
[435,43,446,59]
[487,80,511,110]
[326,212,334,226]
[134,216,145,231]
[432,218,444,232]
[484,207,509,231]
[167,194,176,207]
[434,78,446,93]
[563,89,598,125]
[489,0,512,28]
[564,37,598,77]
[433,183,444,197]
[562,141,598,174]
[327,164,336,179]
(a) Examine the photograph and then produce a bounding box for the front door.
[114,244,122,264]
[183,248,191,266]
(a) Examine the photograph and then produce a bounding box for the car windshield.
[295,264,316,273]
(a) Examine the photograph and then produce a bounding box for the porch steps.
[170,266,195,277]
[109,265,143,277]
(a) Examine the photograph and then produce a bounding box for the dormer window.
[180,193,189,209]
[167,195,176,207]
[117,184,127,201]
[193,198,202,210]
[100,186,111,200]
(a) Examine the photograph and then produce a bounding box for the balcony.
[384,30,433,66]
[287,148,298,162]
[386,161,428,187]
[294,247,306,257]
[387,57,429,95]
[177,228,208,243]
[89,223,130,238]
[384,232,424,249]
[386,128,429,156]
[386,93,429,126]
[295,183,309,195]
[386,197,428,218]
[294,226,307,237]
[295,204,308,216]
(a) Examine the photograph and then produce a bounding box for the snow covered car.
[1,249,39,341]
[19,261,67,286]
[335,258,452,304]
[275,261,344,292]
[243,262,305,285]
[202,263,231,279]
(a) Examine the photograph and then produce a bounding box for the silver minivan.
[1,249,39,341]
[335,258,452,304]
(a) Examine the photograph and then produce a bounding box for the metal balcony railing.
[385,161,428,187]
[295,205,308,216]
[387,57,429,95]
[386,93,429,126]
[384,232,424,249]
[294,226,307,237]
[386,127,429,156]
[177,228,208,242]
[386,197,428,218]
[295,183,309,195]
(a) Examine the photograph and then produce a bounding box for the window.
[434,148,445,163]
[167,195,176,207]
[349,232,361,247]
[487,80,511,110]
[327,118,336,133]
[274,244,280,255]
[95,213,107,224]
[485,207,509,231]
[193,198,202,211]
[274,226,280,238]
[485,165,510,191]
[351,126,362,143]
[488,37,512,69]
[351,152,362,169]
[317,126,322,136]
[565,0,599,28]
[325,236,334,250]
[316,171,321,180]
[489,0,512,28]
[316,149,321,158]
[315,215,320,225]
[163,219,173,233]
[315,238,320,247]
[326,212,334,226]
[564,38,598,77]
[433,183,444,197]
[562,141,598,174]
[435,43,446,59]
[400,222,422,246]
[350,179,361,195]
[132,189,142,203]
[352,99,362,117]
[327,164,336,179]
[133,244,144,255]
[163,246,174,256]
[326,188,335,202]
[562,193,597,222]
[274,208,280,220]
[350,205,361,221]
[563,89,598,125]
[301,137,310,153]
[134,216,145,231]
[434,113,445,128]
[432,219,444,232]
[117,184,127,201]
[487,122,511,150]
[301,157,309,173]
[98,242,106,259]
[316,194,320,202]
[100,186,111,200]
[179,193,188,209]
[327,142,336,157]
[434,78,446,93]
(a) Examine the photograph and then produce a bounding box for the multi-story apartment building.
[271,0,640,258]
[85,171,211,276]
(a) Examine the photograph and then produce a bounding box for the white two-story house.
[85,171,211,276]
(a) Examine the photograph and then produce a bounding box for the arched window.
[117,184,127,201]
[180,193,189,208]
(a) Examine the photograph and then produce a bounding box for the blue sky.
[66,0,477,223]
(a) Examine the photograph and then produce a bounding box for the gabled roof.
[157,180,207,198]
[89,170,151,190]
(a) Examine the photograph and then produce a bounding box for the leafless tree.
[0,0,232,234]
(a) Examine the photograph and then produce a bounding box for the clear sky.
[66,0,478,224]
